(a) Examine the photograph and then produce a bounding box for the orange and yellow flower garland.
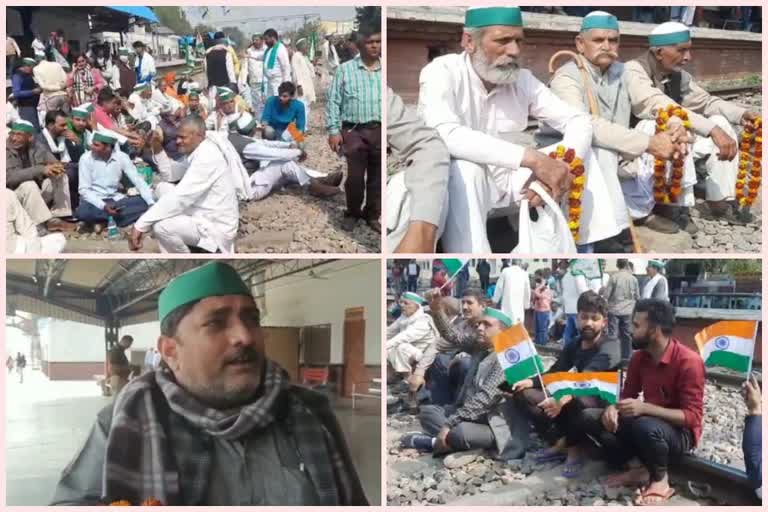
[547,145,586,242]
[653,105,691,204]
[736,117,762,207]
[110,498,163,506]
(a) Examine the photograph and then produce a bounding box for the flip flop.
[633,487,675,506]
[532,448,567,464]
[561,458,585,479]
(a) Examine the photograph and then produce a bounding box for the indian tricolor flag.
[694,320,757,374]
[493,323,544,385]
[542,371,620,404]
[440,258,469,278]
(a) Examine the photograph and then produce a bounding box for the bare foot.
[633,479,675,506]
[603,466,650,488]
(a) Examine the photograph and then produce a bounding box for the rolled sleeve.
[677,355,705,443]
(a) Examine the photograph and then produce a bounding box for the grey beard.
[471,50,520,85]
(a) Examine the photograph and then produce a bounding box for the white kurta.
[621,119,697,218]
[134,139,239,253]
[263,43,291,97]
[291,51,316,105]
[205,108,244,133]
[242,139,312,200]
[561,271,589,315]
[136,53,156,84]
[386,308,439,373]
[492,265,531,325]
[418,53,617,252]
[246,46,265,84]
[127,92,162,128]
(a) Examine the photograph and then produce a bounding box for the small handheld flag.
[694,320,757,374]
[493,323,545,385]
[542,371,620,404]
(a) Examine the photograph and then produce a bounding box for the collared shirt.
[261,96,306,133]
[561,271,589,315]
[622,338,705,445]
[446,349,505,428]
[325,55,381,134]
[602,269,640,316]
[246,46,265,83]
[415,310,480,377]
[135,52,156,85]
[78,149,155,210]
[93,104,117,131]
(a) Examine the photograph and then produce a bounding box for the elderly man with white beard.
[418,6,622,253]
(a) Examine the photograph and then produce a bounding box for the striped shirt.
[325,55,381,134]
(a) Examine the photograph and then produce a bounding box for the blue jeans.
[75,196,150,227]
[426,353,471,406]
[563,313,579,347]
[577,242,594,254]
[534,311,550,345]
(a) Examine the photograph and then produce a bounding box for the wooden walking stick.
[548,51,644,253]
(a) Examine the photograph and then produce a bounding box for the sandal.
[633,486,675,506]
[561,458,585,478]
[532,448,567,464]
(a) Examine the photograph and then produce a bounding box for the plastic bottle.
[107,216,119,240]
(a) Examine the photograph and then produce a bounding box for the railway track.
[709,83,762,100]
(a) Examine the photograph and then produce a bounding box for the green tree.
[354,6,381,33]
[153,7,194,35]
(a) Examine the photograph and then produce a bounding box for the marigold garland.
[653,105,691,204]
[109,498,163,506]
[735,117,762,207]
[547,145,585,242]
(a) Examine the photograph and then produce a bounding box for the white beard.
[471,50,520,85]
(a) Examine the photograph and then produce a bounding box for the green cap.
[133,83,150,93]
[20,57,37,67]
[92,131,118,145]
[648,259,665,270]
[217,87,235,101]
[10,120,35,134]
[649,22,690,47]
[71,108,90,119]
[401,291,426,306]
[188,89,200,98]
[465,7,523,28]
[158,262,253,324]
[581,11,619,32]
[483,307,513,328]
[118,47,130,56]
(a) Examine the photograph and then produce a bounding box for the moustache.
[225,347,262,365]
[597,51,618,59]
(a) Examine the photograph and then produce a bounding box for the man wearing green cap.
[624,21,761,227]
[11,57,42,130]
[206,87,247,132]
[52,262,367,505]
[401,307,522,460]
[538,11,689,239]
[75,130,155,230]
[127,83,162,130]
[418,7,600,252]
[642,260,669,301]
[387,292,439,384]
[7,119,77,232]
